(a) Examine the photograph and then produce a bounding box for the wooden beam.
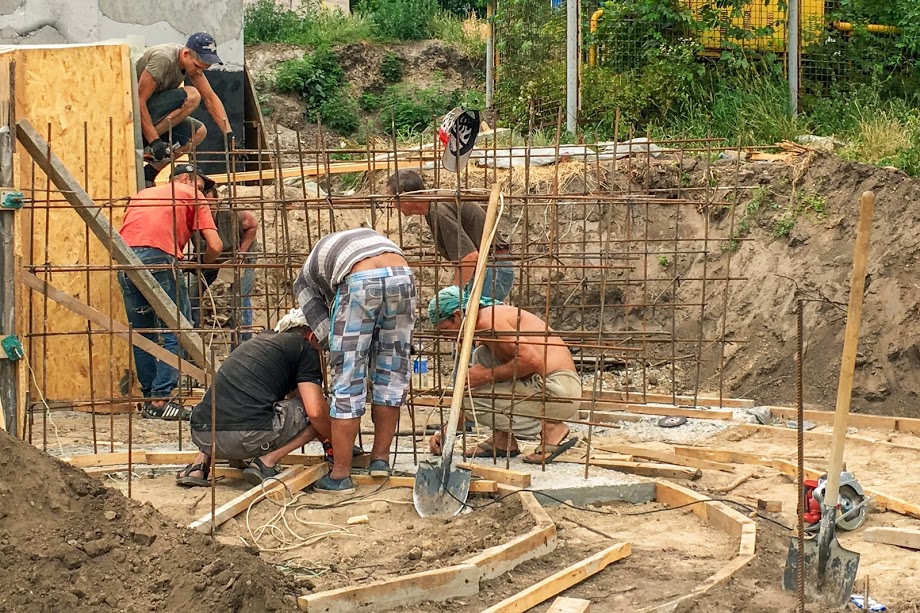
[578,410,643,424]
[547,597,591,613]
[863,527,920,550]
[480,542,631,613]
[15,119,212,371]
[67,451,148,467]
[623,403,734,420]
[767,406,920,435]
[733,423,916,449]
[673,445,775,467]
[466,492,557,581]
[655,480,710,522]
[563,458,701,480]
[590,391,754,409]
[188,466,307,533]
[298,563,480,613]
[457,462,532,488]
[350,474,498,493]
[208,157,438,186]
[21,271,208,382]
[265,463,327,502]
[596,444,736,473]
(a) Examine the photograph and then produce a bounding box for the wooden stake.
[547,597,592,613]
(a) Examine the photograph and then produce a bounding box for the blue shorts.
[328,267,417,419]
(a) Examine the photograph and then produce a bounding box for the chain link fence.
[492,0,918,137]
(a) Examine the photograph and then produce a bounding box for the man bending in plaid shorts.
[294,228,417,494]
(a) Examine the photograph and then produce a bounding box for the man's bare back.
[475,305,575,376]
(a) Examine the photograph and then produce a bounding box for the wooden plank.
[767,406,920,435]
[16,118,211,371]
[209,157,437,186]
[863,527,920,550]
[596,444,735,473]
[67,451,147,467]
[705,501,755,539]
[73,403,134,415]
[21,271,208,382]
[623,403,734,421]
[480,542,631,613]
[739,526,757,556]
[655,481,709,522]
[673,445,774,467]
[865,489,920,520]
[568,458,701,480]
[578,409,643,424]
[547,597,592,613]
[771,458,822,481]
[266,463,327,502]
[297,563,480,613]
[466,493,557,581]
[457,462,532,488]
[11,44,136,404]
[734,423,914,449]
[591,391,754,409]
[350,474,498,493]
[188,466,306,533]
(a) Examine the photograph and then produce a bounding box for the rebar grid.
[20,121,748,485]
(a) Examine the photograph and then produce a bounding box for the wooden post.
[15,118,212,370]
[0,124,16,434]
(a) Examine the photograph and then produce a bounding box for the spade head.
[413,459,472,517]
[783,535,860,608]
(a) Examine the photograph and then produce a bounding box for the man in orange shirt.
[119,164,222,420]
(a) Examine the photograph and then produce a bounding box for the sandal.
[467,440,520,459]
[243,457,282,486]
[523,436,579,465]
[142,400,190,422]
[176,463,210,487]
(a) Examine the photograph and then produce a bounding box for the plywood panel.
[9,43,136,404]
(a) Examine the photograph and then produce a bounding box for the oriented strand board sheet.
[7,43,136,404]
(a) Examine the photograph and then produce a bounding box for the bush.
[358,0,439,40]
[380,52,403,82]
[316,89,362,135]
[360,91,383,111]
[275,48,345,109]
[379,83,457,133]
[244,0,375,46]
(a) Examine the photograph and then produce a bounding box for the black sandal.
[142,400,190,422]
[176,463,210,487]
[243,457,282,486]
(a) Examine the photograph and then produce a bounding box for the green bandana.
[427,285,502,326]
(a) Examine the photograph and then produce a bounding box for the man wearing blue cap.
[136,32,234,186]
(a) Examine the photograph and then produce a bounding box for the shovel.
[782,191,874,608]
[414,183,502,517]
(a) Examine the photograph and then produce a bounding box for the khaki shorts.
[190,398,309,460]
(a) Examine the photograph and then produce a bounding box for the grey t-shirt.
[426,201,487,262]
[136,44,185,93]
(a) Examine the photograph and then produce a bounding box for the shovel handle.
[824,191,874,507]
[440,183,503,471]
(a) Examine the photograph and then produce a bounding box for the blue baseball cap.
[186,32,223,65]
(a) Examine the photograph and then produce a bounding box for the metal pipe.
[589,8,604,66]
[565,0,579,134]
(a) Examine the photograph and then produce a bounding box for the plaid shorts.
[328,267,417,419]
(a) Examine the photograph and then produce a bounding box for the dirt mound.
[0,431,297,612]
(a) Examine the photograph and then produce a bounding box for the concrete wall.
[0,0,246,171]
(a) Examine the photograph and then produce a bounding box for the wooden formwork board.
[590,391,754,409]
[299,491,557,612]
[767,406,920,435]
[646,480,757,612]
[597,444,736,473]
[4,43,137,409]
[672,445,775,467]
[733,424,920,452]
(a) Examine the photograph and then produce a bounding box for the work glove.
[149,139,169,162]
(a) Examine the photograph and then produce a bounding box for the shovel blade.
[413,460,472,518]
[783,537,860,609]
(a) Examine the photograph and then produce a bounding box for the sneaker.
[243,457,282,486]
[141,400,190,422]
[314,474,356,495]
[368,459,391,478]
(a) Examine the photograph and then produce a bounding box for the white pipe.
[788,0,799,116]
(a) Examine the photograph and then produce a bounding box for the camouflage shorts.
[327,267,417,419]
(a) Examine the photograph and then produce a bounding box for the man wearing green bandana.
[427,286,581,464]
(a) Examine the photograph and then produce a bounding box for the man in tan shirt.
[136,32,234,185]
[427,286,581,464]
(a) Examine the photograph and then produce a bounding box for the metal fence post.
[565,0,579,134]
[0,124,17,435]
[788,0,800,116]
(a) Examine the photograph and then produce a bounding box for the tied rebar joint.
[0,190,25,210]
[1,335,23,361]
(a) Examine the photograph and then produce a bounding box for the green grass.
[245,0,375,47]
